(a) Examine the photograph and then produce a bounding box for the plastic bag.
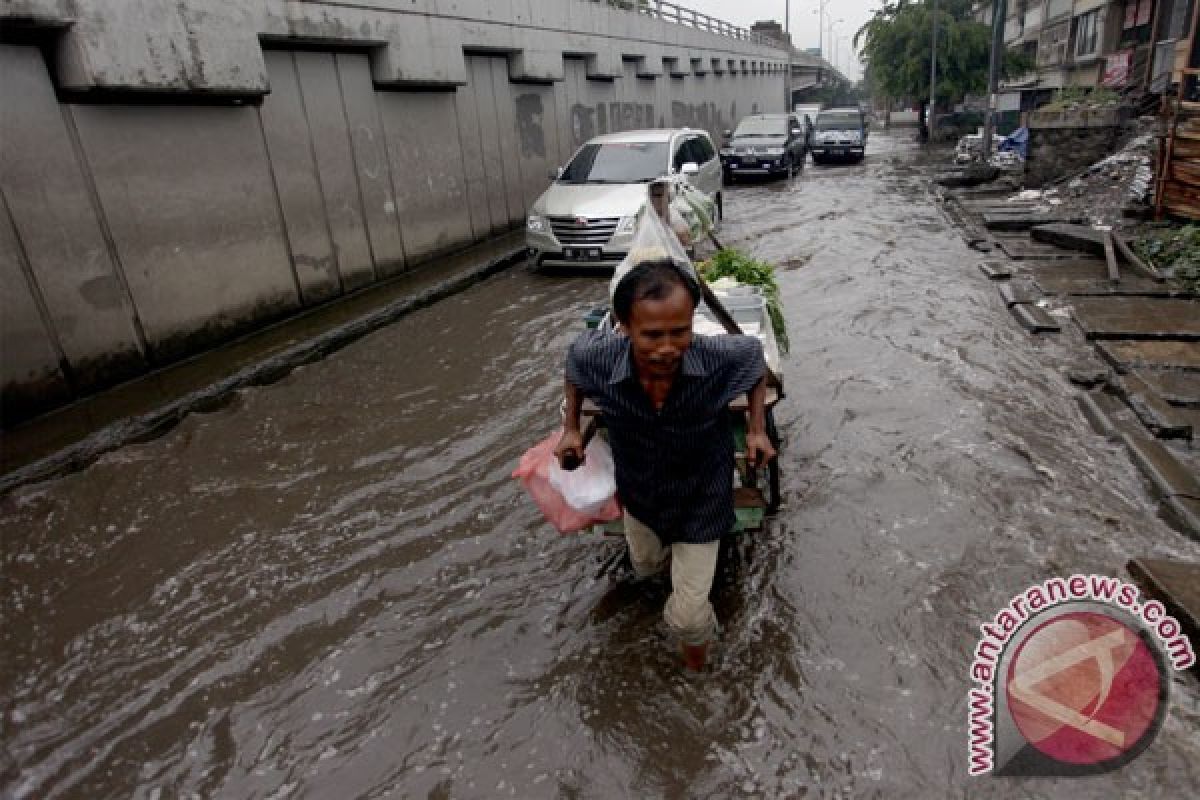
[512,431,622,535]
[609,200,700,304]
[547,436,617,515]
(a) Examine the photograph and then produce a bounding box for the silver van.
[526,129,722,270]
[810,107,868,164]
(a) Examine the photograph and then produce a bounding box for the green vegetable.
[698,249,790,353]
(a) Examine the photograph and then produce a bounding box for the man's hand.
[745,432,776,470]
[555,429,586,471]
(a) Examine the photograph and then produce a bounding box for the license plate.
[832,149,845,156]
[565,249,599,261]
[741,156,756,165]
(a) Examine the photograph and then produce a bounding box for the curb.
[1075,397,1200,541]
[1164,498,1200,541]
[1010,303,1062,333]
[0,248,527,496]
[1120,432,1200,501]
[1075,392,1120,440]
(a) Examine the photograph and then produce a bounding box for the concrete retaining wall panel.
[454,71,496,240]
[0,0,73,22]
[71,104,299,361]
[527,0,568,30]
[336,53,409,278]
[54,0,266,92]
[512,83,558,214]
[466,56,511,236]
[0,199,72,421]
[294,51,377,292]
[8,0,786,93]
[55,0,189,91]
[490,56,527,227]
[377,91,474,261]
[259,50,341,304]
[0,46,146,389]
[553,59,580,167]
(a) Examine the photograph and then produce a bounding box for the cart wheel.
[765,410,782,515]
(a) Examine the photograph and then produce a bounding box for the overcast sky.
[677,0,884,80]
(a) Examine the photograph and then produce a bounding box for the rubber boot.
[681,641,709,672]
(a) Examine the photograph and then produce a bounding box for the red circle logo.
[1005,611,1163,766]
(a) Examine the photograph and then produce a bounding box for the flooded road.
[3,132,1199,798]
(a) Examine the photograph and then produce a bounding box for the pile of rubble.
[938,124,1157,231]
[1054,132,1157,227]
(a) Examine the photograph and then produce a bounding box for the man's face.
[625,284,695,380]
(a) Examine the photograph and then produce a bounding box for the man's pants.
[624,511,719,646]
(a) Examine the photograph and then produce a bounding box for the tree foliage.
[855,1,1032,110]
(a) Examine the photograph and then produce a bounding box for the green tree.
[855,1,1031,140]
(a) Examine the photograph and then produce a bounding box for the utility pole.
[785,0,792,111]
[983,0,1007,158]
[929,0,938,142]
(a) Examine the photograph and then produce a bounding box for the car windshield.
[816,113,861,131]
[559,142,669,184]
[733,117,787,137]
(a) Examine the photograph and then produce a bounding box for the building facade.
[975,0,1197,108]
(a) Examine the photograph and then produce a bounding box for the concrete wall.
[1026,108,1124,187]
[0,0,784,425]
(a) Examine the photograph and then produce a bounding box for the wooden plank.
[1128,559,1200,646]
[1103,231,1120,284]
[581,387,781,417]
[1114,235,1166,282]
[734,487,766,509]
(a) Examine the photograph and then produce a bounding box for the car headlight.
[527,214,547,233]
[765,147,785,156]
[616,215,638,236]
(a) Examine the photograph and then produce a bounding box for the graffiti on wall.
[515,93,547,158]
[569,102,656,146]
[671,101,724,131]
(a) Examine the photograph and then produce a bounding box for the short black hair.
[612,260,701,325]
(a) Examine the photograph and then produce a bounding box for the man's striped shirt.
[565,329,767,545]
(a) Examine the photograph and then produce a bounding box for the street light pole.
[786,0,792,111]
[983,0,1008,158]
[929,0,938,142]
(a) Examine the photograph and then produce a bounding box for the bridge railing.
[592,0,785,49]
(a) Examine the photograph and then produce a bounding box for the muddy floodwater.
[3,133,1199,798]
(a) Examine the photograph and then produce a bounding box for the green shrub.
[1134,225,1200,294]
[1041,87,1120,111]
[698,249,790,353]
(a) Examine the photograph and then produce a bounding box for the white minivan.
[526,128,722,270]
